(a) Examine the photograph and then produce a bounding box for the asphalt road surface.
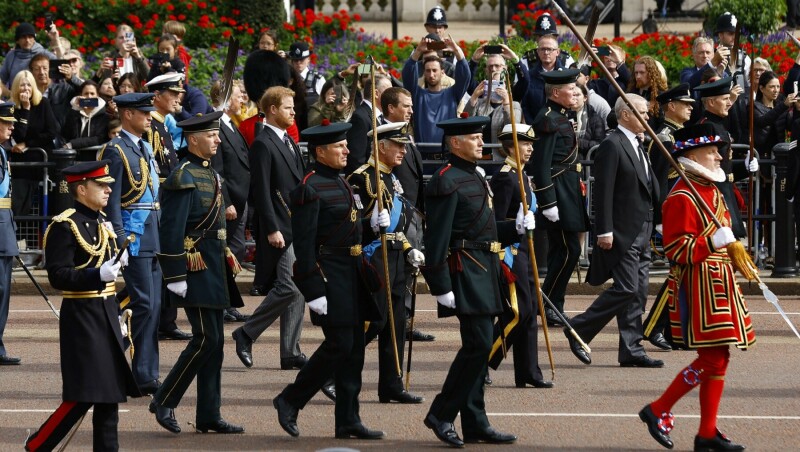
[2,292,799,451]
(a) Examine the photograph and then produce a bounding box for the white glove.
[119,309,131,337]
[167,281,188,298]
[370,203,390,233]
[99,259,122,282]
[406,248,425,267]
[542,206,560,222]
[711,227,736,249]
[745,151,759,173]
[789,196,796,203]
[308,296,328,315]
[115,249,129,267]
[516,203,535,234]
[655,224,663,235]
[436,291,456,309]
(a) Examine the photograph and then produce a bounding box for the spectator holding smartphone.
[162,21,191,84]
[96,24,149,84]
[62,80,110,150]
[146,34,186,82]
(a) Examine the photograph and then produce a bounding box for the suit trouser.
[226,203,247,262]
[541,226,581,313]
[154,307,224,424]
[242,244,304,359]
[122,256,161,384]
[403,216,422,311]
[158,303,179,332]
[25,402,119,452]
[364,248,407,396]
[0,256,12,356]
[571,220,651,362]
[281,323,365,429]
[428,314,493,433]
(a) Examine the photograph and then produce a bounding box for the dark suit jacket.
[587,128,659,285]
[211,121,250,214]
[393,139,425,213]
[345,102,375,176]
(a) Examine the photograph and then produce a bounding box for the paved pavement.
[2,292,800,450]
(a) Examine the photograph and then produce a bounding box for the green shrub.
[704,0,786,35]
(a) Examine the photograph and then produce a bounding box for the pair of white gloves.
[99,249,129,282]
[436,203,535,310]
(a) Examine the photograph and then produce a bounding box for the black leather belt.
[552,162,582,172]
[450,239,501,253]
[319,244,362,256]
[187,229,227,240]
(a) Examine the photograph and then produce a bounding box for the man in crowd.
[1,23,56,94]
[27,53,81,130]
[629,56,668,118]
[0,102,19,365]
[679,37,729,89]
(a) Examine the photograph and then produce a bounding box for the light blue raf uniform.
[0,102,20,364]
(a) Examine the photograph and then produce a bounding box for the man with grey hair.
[563,95,664,369]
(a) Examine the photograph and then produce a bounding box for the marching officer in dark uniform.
[0,102,20,365]
[148,111,245,435]
[98,92,163,395]
[487,124,552,389]
[421,115,533,447]
[530,68,590,326]
[273,121,386,440]
[347,122,425,404]
[144,72,193,342]
[26,160,140,451]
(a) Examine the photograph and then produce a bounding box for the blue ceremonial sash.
[363,189,403,261]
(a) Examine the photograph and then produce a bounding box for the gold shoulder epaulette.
[500,165,511,173]
[52,208,76,222]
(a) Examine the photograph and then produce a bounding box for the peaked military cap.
[176,111,223,134]
[301,120,352,146]
[541,68,580,85]
[534,13,559,36]
[63,160,115,184]
[672,123,727,157]
[113,92,156,111]
[657,83,695,104]
[437,114,490,136]
[0,102,17,122]
[694,76,733,98]
[498,123,536,142]
[425,6,448,27]
[369,121,412,144]
[145,72,186,93]
[288,41,312,60]
[715,12,737,34]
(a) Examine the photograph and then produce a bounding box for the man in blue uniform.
[0,102,20,365]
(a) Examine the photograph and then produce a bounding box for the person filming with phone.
[62,80,110,150]
[96,24,149,84]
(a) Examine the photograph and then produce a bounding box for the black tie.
[636,138,650,181]
[284,133,302,169]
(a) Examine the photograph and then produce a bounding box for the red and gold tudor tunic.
[662,173,756,349]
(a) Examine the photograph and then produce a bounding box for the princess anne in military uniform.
[26,161,139,452]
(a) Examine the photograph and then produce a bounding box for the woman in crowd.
[61,80,110,151]
[307,78,354,127]
[256,30,286,58]
[96,24,149,83]
[753,71,795,158]
[98,75,119,118]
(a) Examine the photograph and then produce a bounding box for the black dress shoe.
[232,327,253,368]
[321,380,336,402]
[546,308,566,327]
[463,426,517,444]
[0,354,21,365]
[158,328,193,340]
[225,308,250,322]
[195,419,244,434]
[223,311,237,322]
[379,390,424,404]
[563,328,591,364]
[406,328,435,342]
[638,404,673,449]
[249,286,264,296]
[694,432,745,451]
[149,401,181,434]
[620,355,665,368]
[273,394,299,437]
[280,353,308,370]
[138,379,162,395]
[335,423,385,439]
[648,332,672,351]
[516,378,554,388]
[484,372,493,386]
[424,413,464,448]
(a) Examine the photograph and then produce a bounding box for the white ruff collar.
[677,156,726,182]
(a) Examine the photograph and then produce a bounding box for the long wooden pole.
[747,35,757,257]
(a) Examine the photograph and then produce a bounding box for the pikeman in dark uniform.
[530,68,590,326]
[487,123,552,389]
[421,115,532,447]
[98,92,163,396]
[694,76,759,240]
[347,121,425,405]
[149,111,245,435]
[26,160,140,451]
[144,72,193,342]
[273,121,386,440]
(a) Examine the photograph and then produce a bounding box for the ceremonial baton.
[113,234,136,265]
[550,1,759,281]
[405,267,419,391]
[15,256,59,319]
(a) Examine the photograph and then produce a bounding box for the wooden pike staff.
[549,2,760,280]
[502,74,557,378]
[367,56,402,377]
[746,34,757,257]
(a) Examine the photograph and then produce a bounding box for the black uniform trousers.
[154,307,224,424]
[428,314,493,433]
[542,226,581,313]
[280,324,366,430]
[25,402,118,452]
[489,246,544,383]
[364,246,407,397]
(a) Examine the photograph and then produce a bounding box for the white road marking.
[489,413,800,420]
[1,409,130,413]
